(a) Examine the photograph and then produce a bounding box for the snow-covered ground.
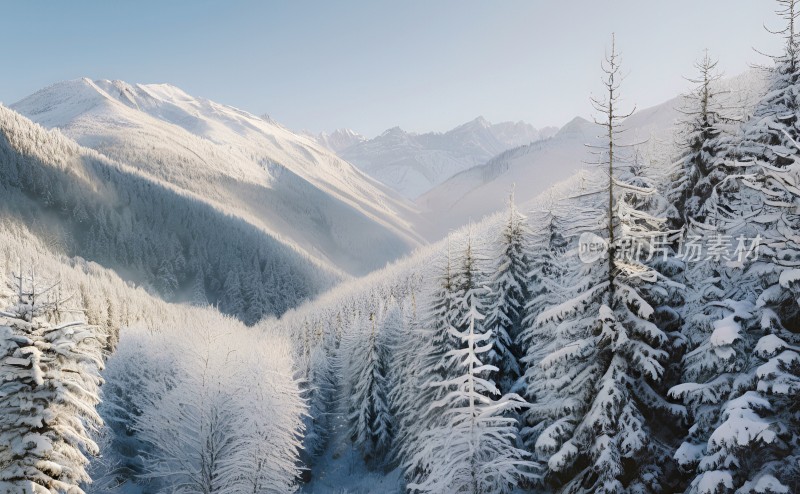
[300,393,404,494]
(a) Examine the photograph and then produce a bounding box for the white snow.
[753,334,789,358]
[315,128,367,154]
[694,470,734,494]
[778,267,800,287]
[11,78,426,276]
[709,316,742,347]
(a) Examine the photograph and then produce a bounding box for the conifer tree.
[342,311,393,463]
[386,299,426,464]
[299,343,336,460]
[428,237,460,377]
[395,238,466,473]
[668,50,738,228]
[0,269,105,493]
[515,200,572,454]
[484,188,531,393]
[529,35,678,493]
[407,296,534,494]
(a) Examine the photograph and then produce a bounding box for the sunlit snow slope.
[13,79,425,276]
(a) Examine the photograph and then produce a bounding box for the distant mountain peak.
[554,116,596,139]
[468,115,491,127]
[338,116,555,199]
[316,128,366,153]
[320,128,363,140]
[382,126,407,136]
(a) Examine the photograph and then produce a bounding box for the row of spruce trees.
[296,3,800,493]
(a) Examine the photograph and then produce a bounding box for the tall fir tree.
[668,50,739,228]
[384,299,420,463]
[528,35,679,493]
[516,197,571,443]
[484,188,531,394]
[342,310,393,464]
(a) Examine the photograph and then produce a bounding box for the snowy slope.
[12,79,425,276]
[0,104,340,319]
[316,128,367,153]
[339,117,556,199]
[416,116,600,238]
[416,70,767,240]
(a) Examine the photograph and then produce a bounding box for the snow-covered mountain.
[0,103,343,321]
[12,79,425,276]
[316,128,367,153]
[416,69,767,239]
[415,116,599,237]
[337,116,557,199]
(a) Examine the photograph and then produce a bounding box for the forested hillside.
[12,78,425,276]
[0,216,305,493]
[274,16,800,494]
[0,105,340,323]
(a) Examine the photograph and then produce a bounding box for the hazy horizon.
[1,1,784,137]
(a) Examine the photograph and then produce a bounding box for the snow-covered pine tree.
[407,295,534,494]
[221,269,244,317]
[514,199,574,456]
[670,2,800,491]
[520,194,571,341]
[427,236,460,378]
[484,188,531,394]
[529,35,679,493]
[0,269,105,493]
[386,298,428,465]
[244,279,269,326]
[155,258,178,300]
[667,50,739,228]
[342,309,393,464]
[665,63,751,488]
[450,227,489,353]
[190,267,208,307]
[392,249,463,481]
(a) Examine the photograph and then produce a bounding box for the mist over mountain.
[415,69,767,238]
[326,116,557,198]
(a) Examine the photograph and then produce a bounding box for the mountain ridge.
[329,116,557,198]
[12,78,426,276]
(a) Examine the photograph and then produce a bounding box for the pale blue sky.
[0,1,784,136]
